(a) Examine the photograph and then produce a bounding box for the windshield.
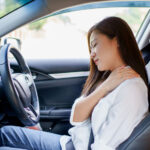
[0,0,33,19]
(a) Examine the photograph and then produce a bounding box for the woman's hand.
[98,65,140,94]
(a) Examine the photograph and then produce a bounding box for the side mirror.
[3,37,21,50]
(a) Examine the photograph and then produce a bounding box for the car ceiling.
[0,0,149,37]
[45,0,114,12]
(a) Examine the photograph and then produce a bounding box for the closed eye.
[90,43,97,50]
[93,43,97,48]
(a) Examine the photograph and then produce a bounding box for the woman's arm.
[72,66,140,123]
[73,84,107,122]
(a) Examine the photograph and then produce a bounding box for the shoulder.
[113,77,148,106]
[106,77,149,117]
[116,77,148,93]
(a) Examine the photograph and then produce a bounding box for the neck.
[110,63,127,72]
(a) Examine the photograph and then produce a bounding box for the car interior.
[0,0,150,149]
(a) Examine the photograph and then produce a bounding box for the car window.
[0,0,33,19]
[2,7,149,59]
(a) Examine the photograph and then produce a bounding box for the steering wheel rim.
[0,44,40,126]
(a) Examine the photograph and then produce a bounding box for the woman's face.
[90,30,126,71]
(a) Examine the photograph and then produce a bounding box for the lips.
[94,59,99,64]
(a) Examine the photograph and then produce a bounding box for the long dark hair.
[81,16,149,98]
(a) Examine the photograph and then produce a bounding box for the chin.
[97,64,109,72]
[97,65,104,71]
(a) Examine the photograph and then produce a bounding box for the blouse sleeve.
[70,95,90,126]
[68,95,91,150]
[91,79,149,150]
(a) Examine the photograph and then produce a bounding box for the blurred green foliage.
[28,19,47,31]
[116,8,145,35]
[27,7,147,34]
[28,15,71,31]
[0,0,32,18]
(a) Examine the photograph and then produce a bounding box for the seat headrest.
[141,43,150,65]
[141,43,150,83]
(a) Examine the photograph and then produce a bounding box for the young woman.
[0,16,149,150]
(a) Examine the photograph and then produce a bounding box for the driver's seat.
[117,42,150,150]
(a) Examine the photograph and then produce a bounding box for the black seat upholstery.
[117,43,150,150]
[117,112,150,150]
[141,43,150,65]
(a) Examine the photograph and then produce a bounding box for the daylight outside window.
[2,7,149,59]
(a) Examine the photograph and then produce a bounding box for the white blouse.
[59,76,149,150]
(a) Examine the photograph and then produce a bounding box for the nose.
[90,50,96,59]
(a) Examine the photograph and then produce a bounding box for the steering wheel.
[0,44,40,126]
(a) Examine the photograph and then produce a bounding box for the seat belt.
[88,127,94,150]
[66,139,75,150]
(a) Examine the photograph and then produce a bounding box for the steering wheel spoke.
[24,104,38,121]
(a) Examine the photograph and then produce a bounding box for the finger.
[123,67,137,74]
[125,73,140,79]
[125,70,139,76]
[115,67,126,74]
[122,70,139,76]
[122,68,137,74]
[128,75,140,80]
[120,70,140,78]
[115,65,126,71]
[122,67,133,72]
[112,67,123,73]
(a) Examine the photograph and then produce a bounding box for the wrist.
[93,85,108,102]
[100,83,109,94]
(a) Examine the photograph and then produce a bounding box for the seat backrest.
[116,112,150,150]
[143,43,150,111]
[116,43,150,150]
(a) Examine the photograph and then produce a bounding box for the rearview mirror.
[3,37,21,51]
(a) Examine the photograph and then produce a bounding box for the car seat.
[117,42,150,150]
